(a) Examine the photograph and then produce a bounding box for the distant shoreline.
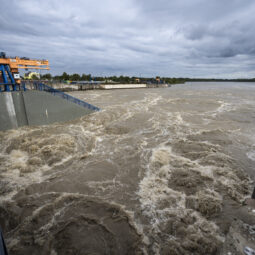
[185,79,255,82]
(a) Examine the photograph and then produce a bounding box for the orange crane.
[0,52,49,91]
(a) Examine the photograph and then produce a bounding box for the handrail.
[0,83,26,92]
[32,82,100,112]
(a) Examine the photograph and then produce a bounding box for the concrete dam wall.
[0,91,95,131]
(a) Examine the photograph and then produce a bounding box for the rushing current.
[0,82,255,255]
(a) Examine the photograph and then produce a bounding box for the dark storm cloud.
[1,0,255,78]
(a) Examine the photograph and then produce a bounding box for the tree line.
[34,72,255,84]
[37,72,186,84]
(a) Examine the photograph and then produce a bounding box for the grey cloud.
[1,0,255,78]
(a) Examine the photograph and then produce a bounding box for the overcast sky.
[1,0,255,78]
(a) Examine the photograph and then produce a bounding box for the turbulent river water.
[0,82,255,254]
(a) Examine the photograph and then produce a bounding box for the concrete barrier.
[100,84,147,89]
[0,91,94,131]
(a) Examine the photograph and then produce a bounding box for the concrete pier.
[99,84,147,89]
[0,91,94,131]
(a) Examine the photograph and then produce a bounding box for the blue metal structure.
[0,64,17,92]
[0,52,48,92]
[31,82,100,112]
[0,228,8,255]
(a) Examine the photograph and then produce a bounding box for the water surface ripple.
[0,82,255,254]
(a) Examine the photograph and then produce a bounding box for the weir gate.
[0,82,100,131]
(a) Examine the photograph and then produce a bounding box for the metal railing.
[31,82,100,112]
[0,83,26,92]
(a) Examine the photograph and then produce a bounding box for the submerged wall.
[0,91,94,131]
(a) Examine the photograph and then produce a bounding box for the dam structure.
[0,83,100,131]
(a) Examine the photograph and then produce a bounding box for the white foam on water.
[9,149,28,168]
[0,130,81,201]
[1,85,254,253]
[216,101,233,113]
[137,132,251,252]
[138,145,187,222]
[195,100,236,120]
[247,150,255,161]
[53,155,73,166]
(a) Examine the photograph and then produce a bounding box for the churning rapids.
[0,82,255,254]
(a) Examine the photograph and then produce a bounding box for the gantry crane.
[0,52,50,92]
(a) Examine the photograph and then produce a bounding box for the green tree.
[81,74,91,81]
[62,72,69,80]
[70,73,81,81]
[31,74,39,80]
[41,73,52,80]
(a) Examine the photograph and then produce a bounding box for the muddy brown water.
[0,82,255,254]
